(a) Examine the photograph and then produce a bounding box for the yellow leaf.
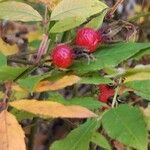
[37,0,61,10]
[0,110,26,150]
[124,72,150,83]
[35,75,80,92]
[0,38,19,56]
[9,100,96,118]
[12,84,26,92]
[27,31,42,42]
[12,75,80,93]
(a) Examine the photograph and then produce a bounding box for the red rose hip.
[75,27,101,53]
[51,44,73,68]
[98,84,115,103]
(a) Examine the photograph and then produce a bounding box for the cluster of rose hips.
[51,27,102,68]
[51,27,115,104]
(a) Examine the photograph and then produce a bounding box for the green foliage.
[85,10,108,29]
[0,0,150,149]
[102,105,148,150]
[10,108,35,121]
[17,73,51,92]
[80,74,112,85]
[50,17,86,33]
[50,119,98,150]
[91,132,111,150]
[125,80,150,100]
[0,66,27,82]
[48,93,102,110]
[0,52,7,66]
[72,42,150,74]
[132,48,150,60]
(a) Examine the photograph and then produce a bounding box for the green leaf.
[0,1,42,22]
[50,17,86,33]
[125,80,150,100]
[0,52,7,66]
[17,73,51,92]
[81,74,112,85]
[102,105,148,150]
[67,97,102,110]
[48,93,102,110]
[10,108,35,121]
[51,0,108,20]
[72,42,150,74]
[50,119,98,150]
[0,66,27,82]
[132,48,150,60]
[85,9,108,29]
[91,132,111,150]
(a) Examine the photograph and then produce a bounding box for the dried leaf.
[35,75,80,92]
[0,38,19,56]
[0,110,26,150]
[9,100,96,118]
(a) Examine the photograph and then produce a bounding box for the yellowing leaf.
[27,31,42,42]
[142,107,150,119]
[12,84,26,92]
[12,75,80,93]
[0,1,42,22]
[0,110,26,150]
[51,0,108,20]
[9,100,96,118]
[35,75,80,92]
[0,39,19,56]
[124,72,150,83]
[37,0,61,10]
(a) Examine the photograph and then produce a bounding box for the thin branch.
[109,0,125,16]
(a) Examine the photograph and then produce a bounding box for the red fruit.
[51,44,73,68]
[98,84,115,103]
[75,27,102,53]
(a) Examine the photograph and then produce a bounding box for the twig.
[8,58,34,65]
[109,0,125,16]
[35,34,49,64]
[112,78,122,108]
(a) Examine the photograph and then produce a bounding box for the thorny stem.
[111,78,122,108]
[109,0,125,16]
